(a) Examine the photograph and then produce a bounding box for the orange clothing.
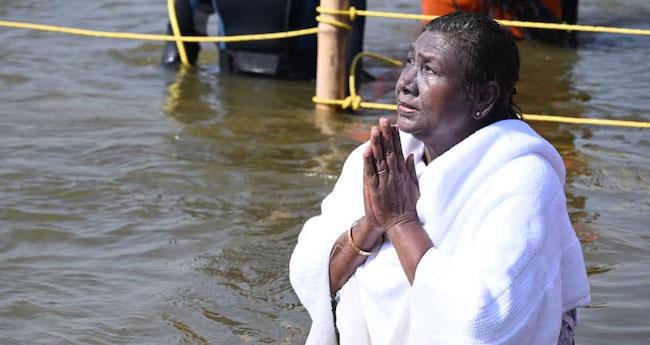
[421,0,563,39]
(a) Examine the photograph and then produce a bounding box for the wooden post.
[315,0,349,112]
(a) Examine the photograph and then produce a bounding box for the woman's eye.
[423,65,436,74]
[406,57,414,65]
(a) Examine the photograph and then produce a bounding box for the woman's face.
[395,32,477,151]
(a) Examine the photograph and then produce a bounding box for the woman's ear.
[473,80,500,120]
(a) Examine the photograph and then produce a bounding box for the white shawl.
[289,120,591,345]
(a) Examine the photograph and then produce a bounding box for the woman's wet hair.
[423,12,521,120]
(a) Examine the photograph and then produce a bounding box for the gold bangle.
[347,221,373,256]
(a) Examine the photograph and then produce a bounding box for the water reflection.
[163,67,222,124]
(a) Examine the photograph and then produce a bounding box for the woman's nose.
[396,67,417,96]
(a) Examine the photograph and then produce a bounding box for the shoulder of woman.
[487,152,565,200]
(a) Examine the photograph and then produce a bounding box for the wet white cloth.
[289,119,591,345]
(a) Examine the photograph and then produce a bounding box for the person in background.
[421,0,579,45]
[290,12,590,344]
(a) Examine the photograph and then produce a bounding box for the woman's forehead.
[410,32,456,58]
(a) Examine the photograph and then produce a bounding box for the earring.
[474,111,481,119]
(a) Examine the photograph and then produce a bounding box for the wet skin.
[395,32,491,159]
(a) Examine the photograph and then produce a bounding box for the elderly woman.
[290,12,590,345]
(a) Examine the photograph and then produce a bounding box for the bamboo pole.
[315,0,349,112]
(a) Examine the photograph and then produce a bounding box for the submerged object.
[162,0,366,80]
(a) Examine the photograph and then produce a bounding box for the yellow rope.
[494,19,650,36]
[345,52,402,110]
[312,96,397,111]
[316,6,650,36]
[2,7,649,128]
[315,15,352,31]
[0,19,318,43]
[317,7,432,21]
[2,6,648,44]
[312,97,650,128]
[520,114,650,128]
[167,0,189,66]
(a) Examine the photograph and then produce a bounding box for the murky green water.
[1,0,649,344]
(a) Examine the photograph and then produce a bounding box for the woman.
[290,13,590,344]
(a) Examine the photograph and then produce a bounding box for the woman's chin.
[396,115,417,133]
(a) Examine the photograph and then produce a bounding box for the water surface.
[1,0,649,344]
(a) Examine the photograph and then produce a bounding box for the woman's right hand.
[364,119,420,232]
[363,164,384,239]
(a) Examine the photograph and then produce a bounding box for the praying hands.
[362,118,420,233]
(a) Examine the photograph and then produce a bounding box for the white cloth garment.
[289,119,591,345]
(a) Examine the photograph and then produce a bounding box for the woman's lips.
[398,102,418,114]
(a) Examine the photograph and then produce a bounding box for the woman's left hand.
[363,118,420,231]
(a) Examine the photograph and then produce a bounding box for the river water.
[0,1,648,344]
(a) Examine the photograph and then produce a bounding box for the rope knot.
[342,95,362,111]
[349,7,357,21]
[315,15,352,31]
